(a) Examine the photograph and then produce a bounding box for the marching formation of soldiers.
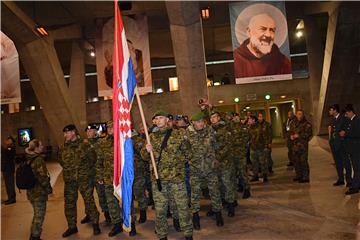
[20,100,360,240]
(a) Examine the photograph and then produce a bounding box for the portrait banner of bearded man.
[229,2,293,84]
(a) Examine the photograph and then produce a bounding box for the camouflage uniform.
[95,135,123,225]
[59,137,99,228]
[249,122,269,178]
[259,120,273,170]
[85,137,108,215]
[289,118,313,181]
[212,121,236,205]
[26,151,52,238]
[141,127,193,239]
[132,134,148,212]
[186,124,222,213]
[283,117,295,165]
[230,121,250,190]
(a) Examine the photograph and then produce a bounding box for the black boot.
[29,236,41,240]
[80,215,91,224]
[108,223,123,237]
[185,236,193,240]
[228,203,235,217]
[243,189,251,199]
[62,227,78,238]
[173,218,181,232]
[93,223,101,235]
[167,207,172,218]
[215,211,224,227]
[207,209,215,217]
[129,222,137,236]
[237,182,244,193]
[159,237,168,240]
[250,176,259,182]
[192,212,200,230]
[138,209,147,223]
[263,175,268,183]
[104,211,111,224]
[148,191,154,206]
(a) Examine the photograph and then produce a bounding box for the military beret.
[154,111,170,118]
[85,124,98,132]
[175,114,185,121]
[63,124,76,132]
[107,120,113,128]
[210,111,220,117]
[168,114,173,120]
[191,112,205,121]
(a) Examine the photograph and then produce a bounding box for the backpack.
[16,159,37,190]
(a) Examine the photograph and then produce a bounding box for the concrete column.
[69,41,87,133]
[166,1,208,116]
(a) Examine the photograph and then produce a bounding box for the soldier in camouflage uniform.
[132,127,149,224]
[80,124,110,225]
[289,110,313,183]
[248,115,270,182]
[283,111,295,167]
[186,112,224,230]
[258,113,273,173]
[230,118,251,199]
[59,124,100,237]
[96,120,137,237]
[142,111,193,240]
[210,111,236,217]
[25,139,52,240]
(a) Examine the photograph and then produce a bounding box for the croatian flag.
[112,0,136,232]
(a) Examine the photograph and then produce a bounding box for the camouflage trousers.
[64,180,99,228]
[232,148,250,190]
[133,176,148,211]
[190,171,222,213]
[265,148,273,169]
[287,140,294,164]
[104,184,122,225]
[85,178,108,214]
[153,181,193,239]
[251,149,268,177]
[292,148,310,180]
[30,200,46,237]
[218,166,236,204]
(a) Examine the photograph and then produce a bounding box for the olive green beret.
[191,112,205,121]
[107,120,113,128]
[154,110,170,118]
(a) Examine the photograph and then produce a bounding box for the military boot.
[80,215,91,224]
[243,189,251,199]
[159,237,168,240]
[250,176,259,182]
[192,212,200,230]
[108,223,123,237]
[215,211,224,227]
[129,222,137,236]
[138,209,147,223]
[206,209,215,217]
[62,227,78,238]
[29,236,42,240]
[104,211,111,224]
[228,203,235,217]
[173,218,181,232]
[185,236,193,240]
[93,223,101,235]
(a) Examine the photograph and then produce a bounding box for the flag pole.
[134,87,162,191]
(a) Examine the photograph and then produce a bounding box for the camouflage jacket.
[84,137,98,177]
[282,118,295,140]
[59,137,94,183]
[141,127,191,183]
[26,152,52,202]
[211,121,233,168]
[95,135,114,185]
[289,118,313,151]
[132,134,149,179]
[249,122,268,150]
[230,121,249,148]
[258,120,273,145]
[186,125,217,173]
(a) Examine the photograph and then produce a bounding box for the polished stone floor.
[1,138,359,240]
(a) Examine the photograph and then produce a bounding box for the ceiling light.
[280,95,286,99]
[234,97,240,103]
[90,51,95,57]
[218,100,224,104]
[296,19,304,30]
[156,88,164,94]
[36,26,49,36]
[246,106,250,110]
[213,82,220,86]
[201,7,210,20]
[296,31,303,38]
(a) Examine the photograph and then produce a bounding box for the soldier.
[1,136,16,205]
[96,120,137,237]
[59,124,100,237]
[283,111,295,167]
[187,112,224,230]
[328,105,352,186]
[258,113,273,173]
[80,124,110,225]
[289,110,313,183]
[209,111,236,217]
[248,115,269,182]
[25,139,52,240]
[142,111,193,240]
[340,105,360,195]
[230,117,251,199]
[132,126,149,224]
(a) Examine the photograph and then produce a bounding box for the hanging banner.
[1,31,21,104]
[96,14,152,97]
[229,2,292,84]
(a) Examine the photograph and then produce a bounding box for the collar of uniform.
[351,114,356,121]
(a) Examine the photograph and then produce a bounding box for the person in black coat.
[1,136,16,204]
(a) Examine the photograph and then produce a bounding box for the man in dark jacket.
[1,136,16,205]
